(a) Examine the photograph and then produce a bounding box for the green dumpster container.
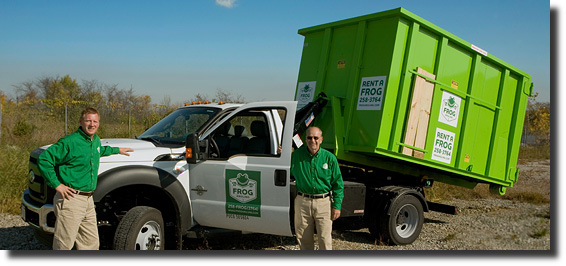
[295,7,532,194]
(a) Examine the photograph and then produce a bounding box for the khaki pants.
[294,195,333,250]
[53,192,99,250]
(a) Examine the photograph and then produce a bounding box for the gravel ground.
[1,160,551,251]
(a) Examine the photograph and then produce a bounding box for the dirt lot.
[1,160,551,251]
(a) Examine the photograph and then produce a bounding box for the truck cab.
[184,101,297,237]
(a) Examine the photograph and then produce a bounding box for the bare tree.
[215,88,245,103]
[13,81,38,105]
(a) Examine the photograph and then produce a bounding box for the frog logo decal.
[229,173,257,203]
[299,84,313,103]
[441,96,459,122]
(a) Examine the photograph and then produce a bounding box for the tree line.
[0,74,245,142]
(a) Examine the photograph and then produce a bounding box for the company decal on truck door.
[225,169,261,218]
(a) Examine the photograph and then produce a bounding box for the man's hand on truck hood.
[119,147,134,156]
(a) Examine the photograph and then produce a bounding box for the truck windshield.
[138,107,221,146]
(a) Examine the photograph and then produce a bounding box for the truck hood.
[99,138,183,163]
[36,138,182,163]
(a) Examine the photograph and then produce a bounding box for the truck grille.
[28,151,54,205]
[23,204,39,225]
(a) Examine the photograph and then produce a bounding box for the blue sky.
[0,0,550,104]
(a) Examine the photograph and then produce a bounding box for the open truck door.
[186,101,297,236]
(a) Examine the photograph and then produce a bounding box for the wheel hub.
[135,221,162,250]
[395,204,418,238]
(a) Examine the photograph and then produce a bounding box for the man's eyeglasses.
[306,136,320,140]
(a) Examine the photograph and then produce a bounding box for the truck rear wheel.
[382,194,423,245]
[369,194,423,245]
[113,206,164,250]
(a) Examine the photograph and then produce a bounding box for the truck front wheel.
[113,206,165,250]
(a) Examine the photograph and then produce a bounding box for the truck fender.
[94,165,193,233]
[376,186,429,215]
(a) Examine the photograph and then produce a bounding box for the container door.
[459,59,502,175]
[188,101,297,236]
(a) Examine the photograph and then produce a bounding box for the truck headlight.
[28,171,36,183]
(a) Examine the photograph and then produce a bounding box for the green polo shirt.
[38,127,120,192]
[291,146,344,210]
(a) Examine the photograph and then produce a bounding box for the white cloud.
[215,0,237,8]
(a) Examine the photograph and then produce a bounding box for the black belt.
[75,190,93,197]
[298,192,330,199]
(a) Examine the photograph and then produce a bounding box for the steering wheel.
[209,137,220,158]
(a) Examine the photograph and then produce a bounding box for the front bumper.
[21,189,55,234]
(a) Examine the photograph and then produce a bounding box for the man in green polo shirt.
[38,107,133,250]
[291,126,344,250]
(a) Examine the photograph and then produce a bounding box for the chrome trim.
[154,153,185,161]
[21,189,55,233]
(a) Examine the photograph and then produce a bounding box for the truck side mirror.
[185,133,200,164]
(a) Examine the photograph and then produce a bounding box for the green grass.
[0,144,31,214]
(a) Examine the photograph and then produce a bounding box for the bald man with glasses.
[291,126,344,250]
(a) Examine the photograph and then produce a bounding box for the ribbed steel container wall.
[294,8,532,194]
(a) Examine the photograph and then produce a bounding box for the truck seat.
[227,125,248,157]
[244,120,269,154]
[214,123,231,157]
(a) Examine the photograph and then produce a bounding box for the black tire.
[33,228,54,248]
[379,194,424,245]
[113,206,164,250]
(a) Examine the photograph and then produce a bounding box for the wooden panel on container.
[403,67,436,158]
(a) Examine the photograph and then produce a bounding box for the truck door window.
[210,108,286,159]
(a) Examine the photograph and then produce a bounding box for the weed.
[0,144,31,214]
[502,191,550,204]
[443,234,457,241]
[530,228,548,238]
[518,144,551,160]
[13,120,36,136]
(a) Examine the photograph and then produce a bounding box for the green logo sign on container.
[439,91,461,127]
[225,169,261,217]
[296,81,316,110]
